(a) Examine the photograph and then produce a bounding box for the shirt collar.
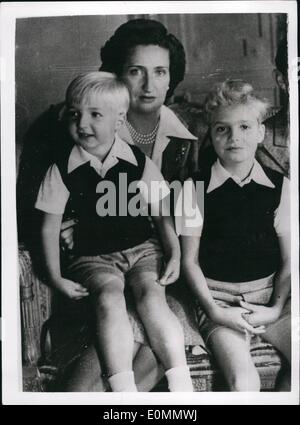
[67,134,137,177]
[157,105,198,141]
[207,158,275,193]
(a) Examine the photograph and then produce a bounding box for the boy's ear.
[116,111,126,129]
[258,123,265,144]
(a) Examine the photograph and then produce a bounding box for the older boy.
[176,79,291,391]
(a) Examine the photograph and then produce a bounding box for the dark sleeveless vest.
[56,144,153,255]
[191,165,284,282]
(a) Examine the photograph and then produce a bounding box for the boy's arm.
[240,233,290,326]
[181,235,217,314]
[41,212,88,300]
[270,233,291,310]
[41,212,63,282]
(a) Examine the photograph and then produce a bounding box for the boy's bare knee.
[93,285,124,312]
[135,286,165,309]
[228,369,260,392]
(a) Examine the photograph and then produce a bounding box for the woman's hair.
[65,71,130,112]
[275,37,288,77]
[204,79,270,124]
[100,18,186,98]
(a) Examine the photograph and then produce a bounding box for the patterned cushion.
[188,341,282,392]
[20,247,283,392]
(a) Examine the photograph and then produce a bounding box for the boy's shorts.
[195,274,291,349]
[67,237,164,294]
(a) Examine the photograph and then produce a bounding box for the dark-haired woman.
[100,18,199,180]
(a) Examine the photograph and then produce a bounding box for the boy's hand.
[60,219,77,251]
[238,300,281,327]
[52,277,89,300]
[211,305,266,335]
[157,257,180,286]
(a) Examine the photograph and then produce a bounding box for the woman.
[59,19,205,392]
[102,18,200,179]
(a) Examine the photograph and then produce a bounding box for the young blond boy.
[177,79,291,391]
[36,72,193,392]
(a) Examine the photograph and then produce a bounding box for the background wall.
[15,13,287,170]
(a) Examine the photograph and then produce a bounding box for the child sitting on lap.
[176,79,291,391]
[35,71,193,392]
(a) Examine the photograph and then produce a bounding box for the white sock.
[108,370,138,392]
[165,365,194,392]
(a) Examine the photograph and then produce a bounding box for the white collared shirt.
[207,159,275,192]
[67,134,138,178]
[175,160,290,237]
[118,105,197,170]
[35,134,169,214]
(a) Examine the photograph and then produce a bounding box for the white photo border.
[1,1,299,405]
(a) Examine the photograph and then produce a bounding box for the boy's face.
[67,93,125,153]
[210,104,265,169]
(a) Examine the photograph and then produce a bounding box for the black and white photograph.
[1,1,299,405]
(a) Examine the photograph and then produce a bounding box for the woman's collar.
[158,105,197,141]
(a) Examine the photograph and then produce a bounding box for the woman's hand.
[51,277,89,300]
[238,300,282,327]
[60,218,77,251]
[210,305,266,335]
[157,257,180,286]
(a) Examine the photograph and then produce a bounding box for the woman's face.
[122,45,170,115]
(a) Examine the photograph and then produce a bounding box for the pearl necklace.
[125,119,159,145]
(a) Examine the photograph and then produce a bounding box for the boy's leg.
[120,239,192,391]
[128,267,192,391]
[128,269,186,368]
[208,327,260,391]
[261,299,291,391]
[87,272,134,377]
[262,300,291,362]
[64,342,163,392]
[68,256,136,391]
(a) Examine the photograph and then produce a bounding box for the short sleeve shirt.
[35,135,170,215]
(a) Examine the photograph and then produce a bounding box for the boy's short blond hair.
[204,79,270,124]
[65,71,130,113]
